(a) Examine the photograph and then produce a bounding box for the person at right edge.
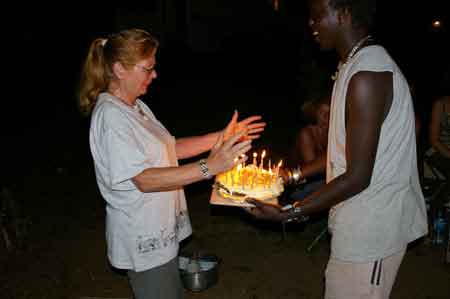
[246,0,428,298]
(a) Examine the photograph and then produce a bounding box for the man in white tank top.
[246,0,428,298]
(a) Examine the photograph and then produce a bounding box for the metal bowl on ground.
[178,253,220,292]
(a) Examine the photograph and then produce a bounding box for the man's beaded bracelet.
[281,203,309,223]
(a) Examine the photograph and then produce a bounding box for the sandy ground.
[1,159,449,299]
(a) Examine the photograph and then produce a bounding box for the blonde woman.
[79,28,265,299]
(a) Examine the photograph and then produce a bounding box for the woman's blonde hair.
[78,28,159,115]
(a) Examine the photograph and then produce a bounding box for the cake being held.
[215,159,284,202]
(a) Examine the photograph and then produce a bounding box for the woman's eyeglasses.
[135,64,156,75]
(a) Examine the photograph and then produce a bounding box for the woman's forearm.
[175,132,220,159]
[132,161,207,192]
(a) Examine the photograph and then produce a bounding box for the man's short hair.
[328,0,377,30]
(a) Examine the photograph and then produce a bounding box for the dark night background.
[6,0,450,179]
[2,2,450,298]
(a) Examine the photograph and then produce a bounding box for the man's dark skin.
[247,0,393,221]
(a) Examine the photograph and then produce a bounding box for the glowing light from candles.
[275,160,282,178]
[221,150,283,191]
[231,157,238,186]
[259,150,266,170]
[237,163,242,186]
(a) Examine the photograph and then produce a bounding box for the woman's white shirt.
[89,93,192,272]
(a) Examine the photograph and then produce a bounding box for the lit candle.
[251,169,257,189]
[259,150,266,171]
[232,157,239,186]
[268,159,271,172]
[268,167,273,186]
[237,164,242,187]
[253,152,257,167]
[241,154,246,168]
[275,160,282,178]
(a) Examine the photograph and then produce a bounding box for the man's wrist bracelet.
[199,159,213,180]
[287,167,303,185]
[281,204,309,223]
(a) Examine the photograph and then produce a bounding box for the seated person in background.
[285,95,331,200]
[428,94,450,176]
[427,93,450,206]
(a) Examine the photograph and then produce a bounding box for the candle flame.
[240,154,246,167]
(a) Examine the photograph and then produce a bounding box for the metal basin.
[178,253,220,292]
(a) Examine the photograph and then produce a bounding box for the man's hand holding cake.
[245,199,309,224]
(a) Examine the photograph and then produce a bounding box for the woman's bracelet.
[199,159,213,179]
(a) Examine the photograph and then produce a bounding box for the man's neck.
[338,30,370,61]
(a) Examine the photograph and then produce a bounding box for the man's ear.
[112,61,127,79]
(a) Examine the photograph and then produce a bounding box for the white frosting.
[216,165,284,202]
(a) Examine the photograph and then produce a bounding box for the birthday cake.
[215,164,284,202]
